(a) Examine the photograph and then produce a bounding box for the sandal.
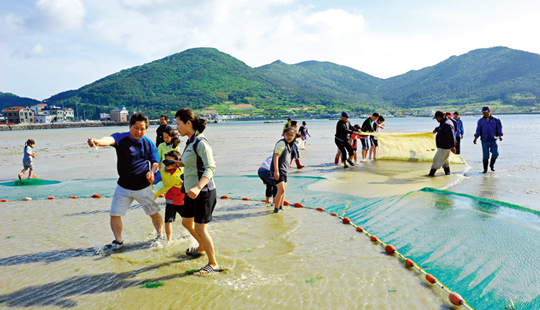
[103,240,123,251]
[186,247,203,257]
[196,264,220,275]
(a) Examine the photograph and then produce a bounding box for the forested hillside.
[382,47,540,108]
[0,92,39,111]
[3,46,540,119]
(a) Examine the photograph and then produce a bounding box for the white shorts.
[110,184,160,216]
[431,148,451,170]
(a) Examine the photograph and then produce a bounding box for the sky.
[2,0,540,100]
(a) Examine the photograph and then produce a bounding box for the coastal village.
[1,102,489,128]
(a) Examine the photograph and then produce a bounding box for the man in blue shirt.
[88,112,164,250]
[473,106,503,173]
[453,111,464,155]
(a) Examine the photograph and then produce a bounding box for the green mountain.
[44,47,392,119]
[0,92,39,111]
[4,46,540,119]
[46,48,282,119]
[382,46,540,108]
[255,60,385,110]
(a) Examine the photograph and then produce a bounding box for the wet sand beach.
[1,197,452,309]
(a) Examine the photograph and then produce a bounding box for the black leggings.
[335,138,353,163]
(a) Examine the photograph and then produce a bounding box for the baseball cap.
[481,106,490,112]
[445,111,452,116]
[341,111,350,118]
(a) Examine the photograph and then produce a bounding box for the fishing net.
[361,132,466,164]
[216,176,539,309]
[1,179,119,200]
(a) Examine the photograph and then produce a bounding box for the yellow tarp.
[360,132,466,164]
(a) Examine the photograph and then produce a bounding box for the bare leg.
[182,217,204,252]
[110,216,123,243]
[150,212,164,238]
[165,222,173,242]
[195,223,218,273]
[28,169,34,178]
[274,182,286,212]
[335,151,341,164]
[362,149,368,162]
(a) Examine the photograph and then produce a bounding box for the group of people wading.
[334,112,385,169]
[87,108,220,275]
[83,106,503,276]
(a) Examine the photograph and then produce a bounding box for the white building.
[42,106,64,122]
[100,113,112,121]
[64,108,74,121]
[35,115,53,123]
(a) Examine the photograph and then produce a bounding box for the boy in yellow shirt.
[154,150,185,242]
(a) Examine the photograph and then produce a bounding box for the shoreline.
[1,111,539,131]
[0,121,130,131]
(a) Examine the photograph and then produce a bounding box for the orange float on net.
[316,207,324,211]
[23,197,32,201]
[293,202,303,208]
[449,292,464,306]
[0,199,7,202]
[159,194,165,198]
[342,217,351,224]
[426,274,437,284]
[370,235,378,242]
[92,194,101,198]
[331,212,337,216]
[242,197,249,201]
[405,259,414,267]
[385,244,396,254]
[220,195,229,199]
[70,196,77,199]
[283,200,290,206]
[47,197,55,200]
[356,226,363,232]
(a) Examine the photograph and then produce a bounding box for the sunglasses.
[162,159,177,166]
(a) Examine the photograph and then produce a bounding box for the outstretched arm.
[87,136,115,147]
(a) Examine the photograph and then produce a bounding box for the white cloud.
[12,43,48,59]
[4,0,540,99]
[0,14,25,38]
[33,0,86,31]
[119,0,172,8]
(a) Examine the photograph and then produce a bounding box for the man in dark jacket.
[335,111,359,169]
[155,115,169,147]
[429,111,456,176]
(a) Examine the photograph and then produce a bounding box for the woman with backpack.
[175,108,219,274]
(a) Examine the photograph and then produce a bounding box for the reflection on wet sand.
[0,198,451,309]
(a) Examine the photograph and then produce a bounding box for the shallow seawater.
[0,198,452,309]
